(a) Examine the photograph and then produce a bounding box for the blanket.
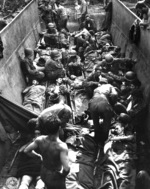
[0,95,38,133]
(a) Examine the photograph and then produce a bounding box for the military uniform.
[45,58,65,81]
[20,48,45,83]
[67,55,83,77]
[44,25,59,48]
[89,93,114,144]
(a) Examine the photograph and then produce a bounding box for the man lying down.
[22,80,46,114]
[98,119,137,189]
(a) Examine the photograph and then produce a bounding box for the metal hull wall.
[0,0,40,104]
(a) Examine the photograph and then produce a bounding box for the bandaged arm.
[110,135,134,141]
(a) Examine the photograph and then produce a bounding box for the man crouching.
[24,115,70,189]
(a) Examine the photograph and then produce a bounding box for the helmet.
[37,57,46,67]
[100,33,111,41]
[48,22,55,28]
[105,54,113,64]
[49,93,60,103]
[24,48,33,57]
[51,50,61,59]
[114,102,127,115]
[118,113,131,124]
[125,71,136,82]
[69,50,77,57]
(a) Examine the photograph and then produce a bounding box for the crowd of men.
[17,0,150,189]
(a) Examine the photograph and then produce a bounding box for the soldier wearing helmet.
[43,22,59,48]
[94,53,113,72]
[121,71,137,94]
[67,50,83,77]
[118,113,131,125]
[47,22,57,34]
[124,71,136,82]
[20,48,45,84]
[59,28,70,49]
[45,49,65,82]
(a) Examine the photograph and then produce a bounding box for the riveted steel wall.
[111,0,150,145]
[0,0,40,104]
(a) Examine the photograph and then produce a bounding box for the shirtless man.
[24,115,70,189]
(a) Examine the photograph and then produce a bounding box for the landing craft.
[0,0,149,188]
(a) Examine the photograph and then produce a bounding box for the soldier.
[20,48,45,84]
[59,29,70,49]
[55,1,69,31]
[80,0,88,23]
[82,67,103,98]
[67,50,83,77]
[83,15,96,32]
[39,0,54,27]
[89,84,118,144]
[45,50,65,82]
[43,22,59,48]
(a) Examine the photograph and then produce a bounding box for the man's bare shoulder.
[58,140,68,152]
[35,135,47,143]
[39,104,63,116]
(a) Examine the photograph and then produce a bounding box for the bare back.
[36,136,67,171]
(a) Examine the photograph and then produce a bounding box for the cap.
[105,54,113,64]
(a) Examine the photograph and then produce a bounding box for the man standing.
[55,1,69,31]
[80,0,88,23]
[24,114,70,189]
